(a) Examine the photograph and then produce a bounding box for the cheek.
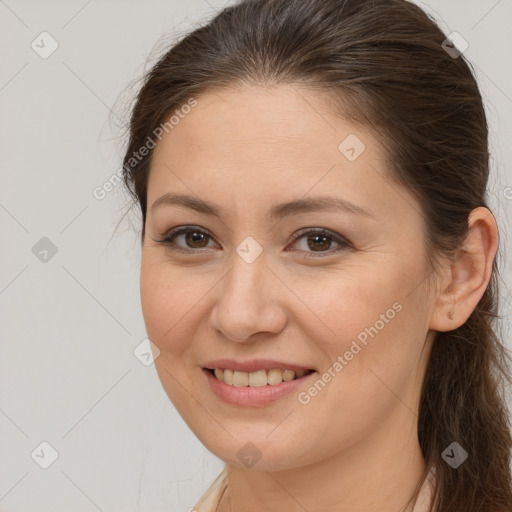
[140,253,226,362]
[300,265,403,345]
[140,255,197,354]
[302,258,427,387]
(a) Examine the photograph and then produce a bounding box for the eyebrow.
[150,192,376,221]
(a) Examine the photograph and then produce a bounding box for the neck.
[220,408,427,512]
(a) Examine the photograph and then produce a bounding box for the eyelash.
[154,226,352,257]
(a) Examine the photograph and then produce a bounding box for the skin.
[140,84,498,512]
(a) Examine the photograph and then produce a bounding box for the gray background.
[0,0,511,510]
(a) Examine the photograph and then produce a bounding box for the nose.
[209,252,287,343]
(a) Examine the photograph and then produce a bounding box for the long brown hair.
[120,0,512,510]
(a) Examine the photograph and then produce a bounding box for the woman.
[121,0,512,510]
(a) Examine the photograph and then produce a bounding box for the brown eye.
[184,230,209,248]
[306,233,333,251]
[155,226,216,252]
[288,228,351,256]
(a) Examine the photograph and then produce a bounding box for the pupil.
[308,234,330,251]
[186,232,208,248]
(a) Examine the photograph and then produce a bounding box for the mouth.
[204,367,316,387]
[202,365,318,407]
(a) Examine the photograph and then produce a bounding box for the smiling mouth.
[205,367,316,387]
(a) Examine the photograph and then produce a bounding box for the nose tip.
[210,305,284,344]
[227,335,251,343]
[208,260,287,343]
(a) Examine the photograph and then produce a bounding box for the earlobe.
[429,206,498,333]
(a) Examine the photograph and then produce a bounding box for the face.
[140,84,435,471]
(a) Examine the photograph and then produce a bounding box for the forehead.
[146,84,420,227]
[150,85,381,181]
[155,85,369,157]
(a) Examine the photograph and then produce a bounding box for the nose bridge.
[210,247,285,342]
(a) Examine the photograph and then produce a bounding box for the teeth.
[233,370,249,387]
[211,368,310,387]
[267,368,284,385]
[248,370,267,387]
[223,369,234,385]
[282,369,295,382]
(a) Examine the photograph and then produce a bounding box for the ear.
[429,207,498,332]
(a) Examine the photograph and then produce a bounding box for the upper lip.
[203,358,316,373]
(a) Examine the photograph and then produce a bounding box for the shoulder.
[412,467,436,512]
[191,467,228,512]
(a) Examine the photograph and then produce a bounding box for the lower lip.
[202,368,317,407]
